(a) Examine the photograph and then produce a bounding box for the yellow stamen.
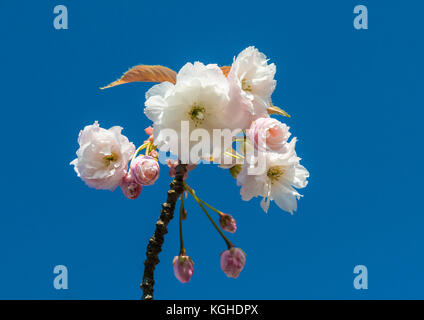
[241,78,252,92]
[267,166,285,183]
[103,152,118,165]
[188,103,206,127]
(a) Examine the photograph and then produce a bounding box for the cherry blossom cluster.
[70,46,309,285]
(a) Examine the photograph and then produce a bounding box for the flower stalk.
[189,191,224,217]
[184,183,233,249]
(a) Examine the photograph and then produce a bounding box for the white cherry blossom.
[237,139,309,214]
[70,121,135,190]
[227,46,277,129]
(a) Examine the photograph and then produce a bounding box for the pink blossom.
[173,255,194,283]
[70,121,135,191]
[219,214,237,233]
[130,156,160,186]
[220,247,246,278]
[226,46,277,129]
[248,117,291,153]
[120,173,142,200]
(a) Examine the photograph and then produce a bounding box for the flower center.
[267,166,285,183]
[268,126,281,138]
[103,152,118,166]
[188,103,206,127]
[241,78,252,92]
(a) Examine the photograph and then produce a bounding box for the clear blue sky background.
[0,0,423,299]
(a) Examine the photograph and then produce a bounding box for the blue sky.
[0,0,423,299]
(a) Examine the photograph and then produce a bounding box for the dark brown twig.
[140,163,187,300]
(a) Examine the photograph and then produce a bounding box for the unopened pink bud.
[120,173,142,200]
[144,126,154,136]
[219,214,237,233]
[173,255,194,283]
[220,247,246,279]
[130,156,160,186]
[149,150,158,158]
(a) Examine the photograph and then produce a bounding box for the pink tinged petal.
[173,255,194,283]
[229,46,276,117]
[219,214,237,233]
[144,126,154,136]
[130,155,160,186]
[71,121,135,191]
[248,117,291,153]
[149,150,158,158]
[220,248,246,279]
[120,173,142,200]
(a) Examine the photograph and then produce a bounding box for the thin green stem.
[145,142,151,155]
[188,190,223,217]
[200,199,223,217]
[179,195,186,256]
[184,183,233,249]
